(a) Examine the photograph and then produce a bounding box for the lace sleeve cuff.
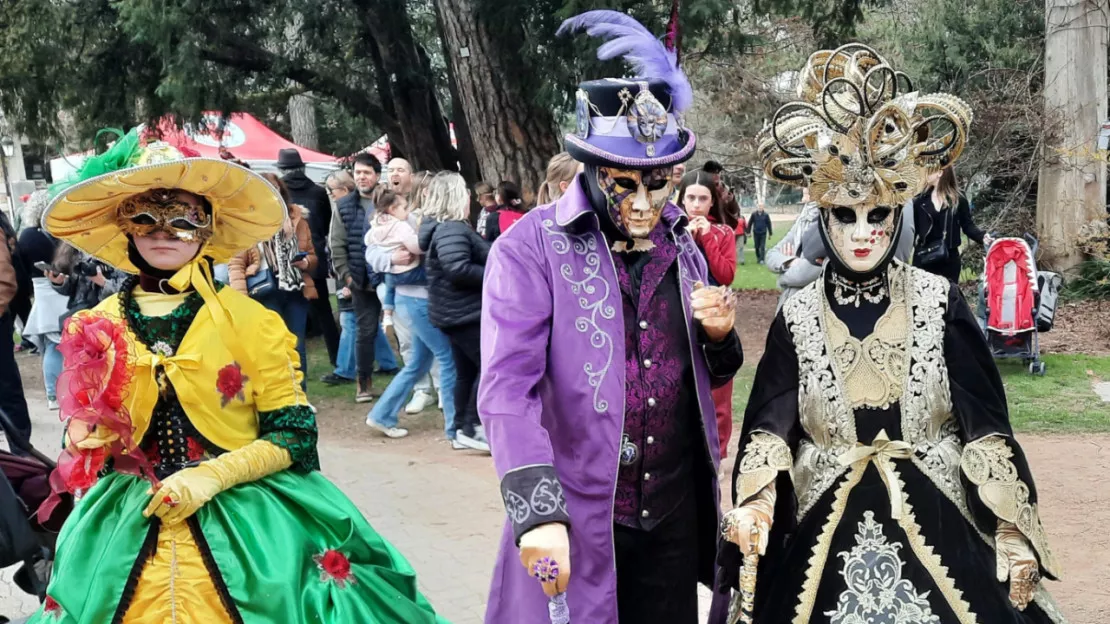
[258,405,320,473]
[500,464,570,545]
[960,435,1060,579]
[735,432,793,504]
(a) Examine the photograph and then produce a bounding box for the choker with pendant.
[830,272,887,308]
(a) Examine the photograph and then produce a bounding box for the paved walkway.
[0,371,712,623]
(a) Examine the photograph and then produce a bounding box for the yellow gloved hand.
[143,439,292,525]
[722,482,776,556]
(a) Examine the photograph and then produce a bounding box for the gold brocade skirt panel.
[123,521,233,624]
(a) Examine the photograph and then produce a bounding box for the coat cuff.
[700,328,743,385]
[500,464,570,545]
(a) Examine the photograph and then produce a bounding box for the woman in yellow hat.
[27,128,447,624]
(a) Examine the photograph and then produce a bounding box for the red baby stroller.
[981,235,1061,375]
[0,407,72,623]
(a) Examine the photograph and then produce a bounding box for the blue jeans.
[262,289,310,390]
[42,338,62,399]
[334,312,398,380]
[367,295,457,436]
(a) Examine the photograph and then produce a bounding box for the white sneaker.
[382,313,394,328]
[47,398,59,411]
[366,419,409,439]
[451,438,467,450]
[405,391,434,414]
[456,426,492,453]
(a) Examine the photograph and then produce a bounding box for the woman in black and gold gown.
[716,45,1067,624]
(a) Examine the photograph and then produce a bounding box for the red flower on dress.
[314,549,356,588]
[216,363,248,407]
[43,595,62,618]
[186,437,207,462]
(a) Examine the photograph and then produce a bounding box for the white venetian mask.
[826,205,897,273]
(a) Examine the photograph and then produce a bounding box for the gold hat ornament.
[758,44,973,210]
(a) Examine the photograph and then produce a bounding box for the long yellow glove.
[143,439,292,525]
[996,520,1040,611]
[722,482,776,556]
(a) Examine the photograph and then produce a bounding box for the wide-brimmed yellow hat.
[43,128,284,273]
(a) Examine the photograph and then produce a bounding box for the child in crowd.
[365,189,423,327]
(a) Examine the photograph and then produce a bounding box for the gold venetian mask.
[118,189,214,244]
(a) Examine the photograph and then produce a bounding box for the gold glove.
[691,281,737,343]
[722,482,776,556]
[519,522,571,597]
[996,520,1040,611]
[143,439,292,525]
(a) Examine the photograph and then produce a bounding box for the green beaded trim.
[259,404,320,472]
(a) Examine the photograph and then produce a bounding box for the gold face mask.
[598,167,673,239]
[118,189,214,244]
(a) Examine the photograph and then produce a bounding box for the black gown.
[720,261,1067,624]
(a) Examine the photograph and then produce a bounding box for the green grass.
[732,227,789,290]
[304,335,397,403]
[730,353,1110,433]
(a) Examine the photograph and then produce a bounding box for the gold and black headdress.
[759,44,973,209]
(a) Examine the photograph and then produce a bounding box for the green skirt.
[27,470,448,623]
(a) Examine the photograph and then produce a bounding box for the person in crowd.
[419,172,491,453]
[702,160,742,228]
[913,166,992,283]
[325,169,357,201]
[27,128,445,624]
[278,148,340,369]
[365,189,422,310]
[668,162,687,203]
[50,243,128,317]
[536,152,580,205]
[748,202,773,264]
[678,170,738,458]
[718,45,1061,624]
[483,180,527,244]
[734,209,747,265]
[474,181,497,238]
[320,168,401,385]
[228,173,317,390]
[0,206,32,442]
[329,153,401,403]
[481,13,742,622]
[364,192,458,441]
[392,170,442,414]
[388,158,414,195]
[16,191,67,411]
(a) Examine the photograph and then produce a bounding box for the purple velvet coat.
[478,179,724,623]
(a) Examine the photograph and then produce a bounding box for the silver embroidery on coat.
[825,511,942,624]
[542,218,617,412]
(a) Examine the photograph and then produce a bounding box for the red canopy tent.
[152,113,338,162]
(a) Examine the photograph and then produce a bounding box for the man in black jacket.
[278,148,340,367]
[749,203,773,264]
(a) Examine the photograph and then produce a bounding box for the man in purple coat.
[478,11,743,624]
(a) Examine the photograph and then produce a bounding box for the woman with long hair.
[419,172,492,452]
[912,166,992,283]
[677,170,738,458]
[483,180,527,244]
[536,152,580,205]
[325,169,357,202]
[228,173,318,388]
[474,181,496,238]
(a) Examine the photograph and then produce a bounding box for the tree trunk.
[433,0,559,199]
[288,93,319,150]
[1037,0,1108,271]
[355,0,458,172]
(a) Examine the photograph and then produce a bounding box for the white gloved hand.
[519,522,571,597]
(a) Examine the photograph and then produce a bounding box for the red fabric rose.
[63,447,107,493]
[216,363,249,407]
[314,549,356,588]
[186,437,207,461]
[44,595,62,618]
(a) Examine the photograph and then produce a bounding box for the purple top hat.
[559,10,697,170]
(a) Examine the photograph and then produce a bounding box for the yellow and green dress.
[29,282,446,624]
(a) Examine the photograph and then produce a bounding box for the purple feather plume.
[558,10,694,112]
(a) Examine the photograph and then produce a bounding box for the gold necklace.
[830,272,887,308]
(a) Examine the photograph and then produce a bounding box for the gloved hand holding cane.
[519,522,572,623]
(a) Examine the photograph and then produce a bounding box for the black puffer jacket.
[419,219,489,329]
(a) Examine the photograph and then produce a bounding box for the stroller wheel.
[1029,361,1046,376]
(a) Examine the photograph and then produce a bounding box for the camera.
[74,261,100,277]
